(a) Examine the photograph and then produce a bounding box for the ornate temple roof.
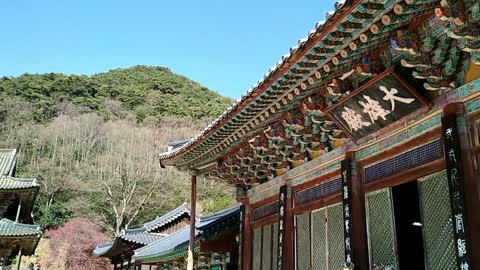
[143,202,190,231]
[0,218,42,237]
[0,176,38,190]
[158,0,352,166]
[0,149,16,176]
[133,205,240,263]
[158,0,480,187]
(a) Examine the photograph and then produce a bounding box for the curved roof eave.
[158,0,355,167]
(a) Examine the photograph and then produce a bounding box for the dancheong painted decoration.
[157,0,480,269]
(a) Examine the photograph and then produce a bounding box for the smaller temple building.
[133,205,240,270]
[94,203,191,269]
[0,149,42,269]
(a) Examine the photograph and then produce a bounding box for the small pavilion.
[0,149,42,269]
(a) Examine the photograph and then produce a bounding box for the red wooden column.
[187,174,197,270]
[282,183,294,270]
[348,152,368,270]
[242,204,252,270]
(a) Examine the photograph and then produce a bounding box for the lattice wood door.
[326,204,345,270]
[366,188,398,269]
[296,212,311,270]
[418,171,456,270]
[252,227,262,270]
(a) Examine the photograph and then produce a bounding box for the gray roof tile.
[0,218,42,237]
[0,176,38,190]
[133,226,192,260]
[143,202,190,232]
[93,228,166,257]
[120,227,166,245]
[92,243,113,256]
[0,149,16,176]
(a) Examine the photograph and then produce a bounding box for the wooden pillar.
[242,204,251,270]
[349,152,369,270]
[187,174,197,270]
[15,248,22,270]
[282,184,293,270]
[15,200,22,223]
[127,258,131,270]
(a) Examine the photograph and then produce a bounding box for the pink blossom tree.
[43,218,111,270]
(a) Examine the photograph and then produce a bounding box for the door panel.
[296,213,311,270]
[326,204,345,270]
[311,209,327,270]
[366,188,398,269]
[418,171,456,270]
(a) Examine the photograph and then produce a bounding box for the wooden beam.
[15,248,22,270]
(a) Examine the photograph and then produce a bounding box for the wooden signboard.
[442,114,473,269]
[341,159,353,265]
[277,185,288,270]
[328,69,428,141]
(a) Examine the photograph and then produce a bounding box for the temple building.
[94,203,191,269]
[133,205,240,270]
[158,0,480,269]
[0,149,42,269]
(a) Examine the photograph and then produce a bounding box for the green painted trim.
[136,242,200,263]
[248,146,346,203]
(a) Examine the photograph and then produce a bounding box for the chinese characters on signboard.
[341,159,354,265]
[329,72,427,141]
[277,185,288,270]
[442,114,472,269]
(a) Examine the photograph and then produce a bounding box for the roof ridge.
[143,203,190,231]
[96,242,113,248]
[122,227,147,234]
[198,204,240,221]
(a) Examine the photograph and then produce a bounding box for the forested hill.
[0,65,237,237]
[0,65,234,122]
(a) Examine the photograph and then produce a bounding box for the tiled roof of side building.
[93,228,166,257]
[143,202,190,232]
[0,218,42,237]
[196,205,240,230]
[133,206,241,261]
[92,243,114,256]
[0,176,38,190]
[0,149,17,176]
[120,227,166,245]
[133,226,193,260]
[158,1,352,163]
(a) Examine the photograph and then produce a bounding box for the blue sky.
[1,0,337,98]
